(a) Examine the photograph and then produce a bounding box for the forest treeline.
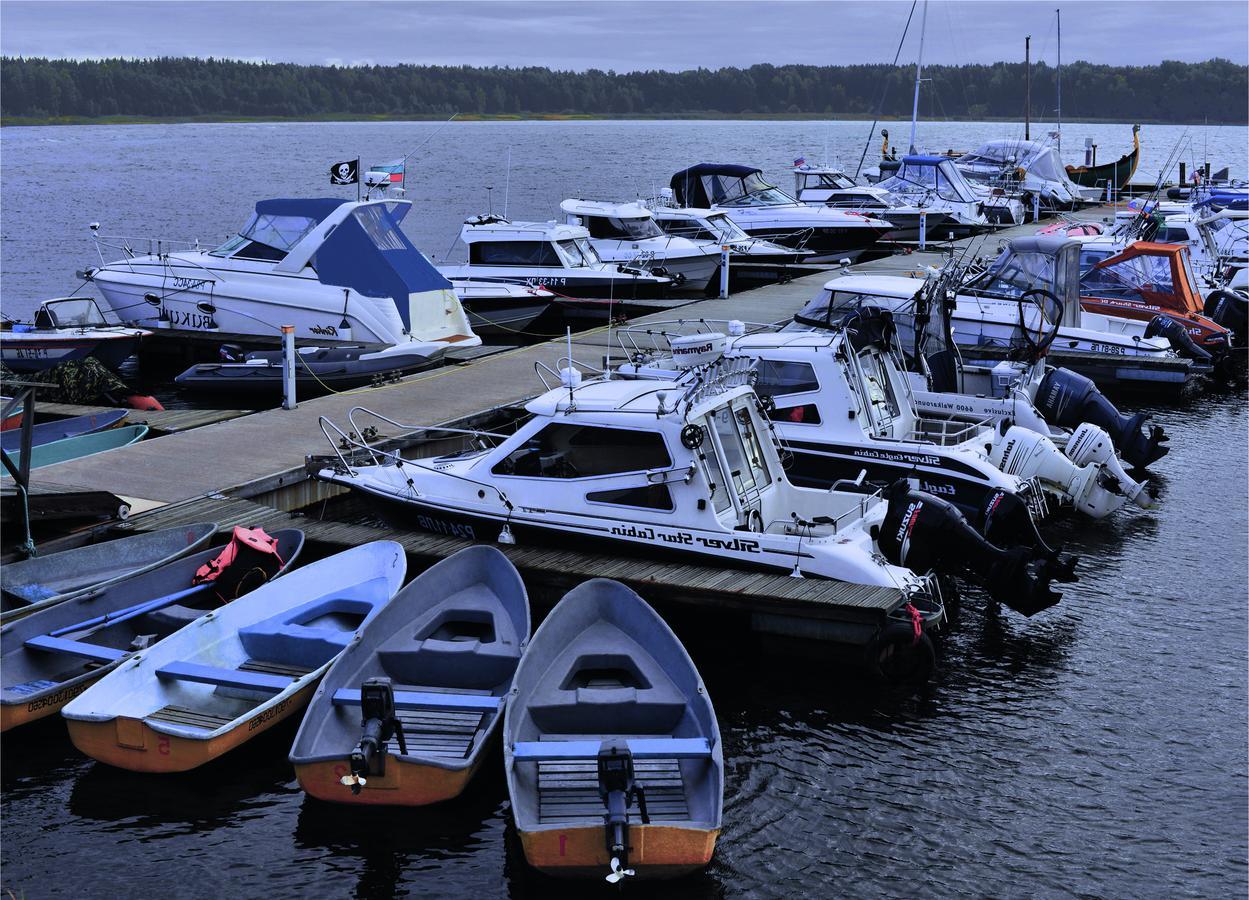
[2,56,1245,124]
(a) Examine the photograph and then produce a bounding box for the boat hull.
[1,674,102,732]
[0,333,144,373]
[294,748,487,807]
[65,679,318,773]
[519,824,720,880]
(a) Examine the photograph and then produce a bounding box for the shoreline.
[3,112,1246,128]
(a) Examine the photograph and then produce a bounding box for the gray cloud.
[1,1,1245,69]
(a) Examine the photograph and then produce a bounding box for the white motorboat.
[643,190,812,266]
[791,163,956,241]
[438,215,673,299]
[955,138,1102,209]
[871,155,1019,235]
[0,297,148,372]
[558,199,721,291]
[448,279,558,337]
[667,165,893,261]
[86,198,480,355]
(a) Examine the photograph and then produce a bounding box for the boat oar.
[47,583,210,640]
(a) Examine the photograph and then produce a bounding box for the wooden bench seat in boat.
[537,757,692,825]
[512,737,713,761]
[23,635,127,663]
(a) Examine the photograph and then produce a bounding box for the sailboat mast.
[1025,35,1031,141]
[1055,7,1062,150]
[908,0,929,154]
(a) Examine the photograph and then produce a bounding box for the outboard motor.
[597,739,649,883]
[339,677,407,795]
[1036,367,1169,468]
[1204,290,1248,350]
[1145,315,1213,364]
[877,480,1073,617]
[989,424,1155,518]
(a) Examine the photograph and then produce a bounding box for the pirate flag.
[329,159,359,185]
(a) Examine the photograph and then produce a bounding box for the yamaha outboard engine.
[339,677,407,795]
[1145,315,1214,364]
[878,480,1074,617]
[1036,367,1169,468]
[1204,290,1248,350]
[597,739,649,883]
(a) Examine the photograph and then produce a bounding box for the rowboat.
[1,522,217,624]
[504,579,723,881]
[0,409,128,453]
[1,424,148,474]
[62,541,404,773]
[1,528,305,732]
[290,545,529,806]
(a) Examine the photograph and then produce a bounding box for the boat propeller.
[341,677,407,795]
[606,857,636,885]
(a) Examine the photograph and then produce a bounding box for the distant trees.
[1,56,1244,123]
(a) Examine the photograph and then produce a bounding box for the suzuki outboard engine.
[878,481,1074,617]
[1036,367,1169,468]
[1145,315,1213,364]
[988,424,1155,518]
[1204,290,1248,350]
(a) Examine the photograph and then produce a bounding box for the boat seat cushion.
[238,580,384,670]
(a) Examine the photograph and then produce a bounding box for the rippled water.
[2,121,1248,897]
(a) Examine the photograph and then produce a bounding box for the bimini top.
[210,198,452,333]
[669,164,778,208]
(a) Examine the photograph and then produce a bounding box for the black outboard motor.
[597,739,648,883]
[341,677,407,795]
[877,480,1075,617]
[1036,367,1169,468]
[1145,315,1214,365]
[1204,290,1248,350]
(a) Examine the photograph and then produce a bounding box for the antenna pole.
[504,146,512,219]
[907,0,929,155]
[1024,35,1031,141]
[1055,8,1062,151]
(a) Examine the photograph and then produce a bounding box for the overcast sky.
[1,1,1246,70]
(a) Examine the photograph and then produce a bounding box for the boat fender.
[1035,367,1168,468]
[866,623,935,686]
[877,480,1064,616]
[1204,290,1248,349]
[124,394,164,411]
[342,677,408,794]
[192,525,285,603]
[1144,315,1213,364]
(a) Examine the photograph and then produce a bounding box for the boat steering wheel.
[1015,288,1063,360]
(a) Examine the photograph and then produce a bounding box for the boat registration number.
[1088,342,1126,355]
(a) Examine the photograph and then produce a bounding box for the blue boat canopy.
[254,198,347,223]
[670,164,787,208]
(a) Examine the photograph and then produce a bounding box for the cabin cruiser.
[791,163,955,242]
[644,190,811,266]
[615,319,1151,527]
[954,138,1102,210]
[872,155,1021,235]
[438,215,673,300]
[792,271,1171,470]
[668,164,893,261]
[559,199,721,291]
[86,198,480,355]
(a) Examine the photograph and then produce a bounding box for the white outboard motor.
[987,425,1154,519]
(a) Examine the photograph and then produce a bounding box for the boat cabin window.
[492,424,670,478]
[210,211,320,261]
[656,220,712,241]
[586,485,674,511]
[1082,253,1175,302]
[711,172,796,208]
[353,205,408,251]
[967,250,1056,300]
[1160,227,1191,244]
[555,238,601,267]
[469,241,564,267]
[753,359,820,398]
[708,401,772,497]
[856,351,901,433]
[878,161,977,204]
[694,423,734,514]
[584,215,664,241]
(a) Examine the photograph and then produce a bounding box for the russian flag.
[369,158,405,184]
[793,156,806,167]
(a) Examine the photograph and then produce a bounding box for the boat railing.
[615,318,779,361]
[907,415,994,446]
[533,357,605,392]
[91,231,204,260]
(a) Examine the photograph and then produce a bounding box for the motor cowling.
[877,480,1071,617]
[1036,367,1169,468]
[1144,315,1213,364]
[1204,290,1248,349]
[1064,423,1156,511]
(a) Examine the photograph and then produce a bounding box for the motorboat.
[438,215,673,299]
[1,528,304,732]
[504,578,721,881]
[62,541,404,773]
[871,155,1018,234]
[85,198,481,354]
[0,297,149,373]
[954,137,1102,209]
[449,278,558,336]
[791,163,955,242]
[792,271,1170,470]
[668,164,893,261]
[643,190,812,266]
[559,199,721,291]
[290,546,529,806]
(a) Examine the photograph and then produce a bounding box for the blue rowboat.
[1,522,218,624]
[63,541,406,773]
[1,529,305,732]
[2,424,148,474]
[504,579,723,882]
[290,545,530,806]
[0,409,128,453]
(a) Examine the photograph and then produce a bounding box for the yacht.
[791,163,955,242]
[667,164,894,261]
[86,198,480,354]
[871,155,1018,235]
[559,199,721,291]
[644,190,811,266]
[438,215,672,300]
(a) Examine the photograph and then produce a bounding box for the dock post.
[1032,192,1040,222]
[1179,162,1186,185]
[719,245,731,299]
[281,325,297,410]
[918,210,927,250]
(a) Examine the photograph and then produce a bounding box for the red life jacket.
[193,526,285,604]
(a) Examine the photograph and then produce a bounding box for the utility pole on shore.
[1025,34,1031,141]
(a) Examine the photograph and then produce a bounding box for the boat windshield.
[811,172,856,189]
[966,250,1057,300]
[469,240,563,267]
[1082,252,1175,301]
[714,172,797,208]
[34,297,111,328]
[827,190,903,209]
[210,211,321,261]
[556,238,601,267]
[705,213,750,242]
[789,287,916,330]
[878,160,978,204]
[585,215,664,241]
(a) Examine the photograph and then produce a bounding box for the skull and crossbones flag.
[329,159,359,185]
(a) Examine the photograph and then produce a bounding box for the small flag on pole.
[793,156,806,167]
[368,158,406,187]
[329,159,359,185]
